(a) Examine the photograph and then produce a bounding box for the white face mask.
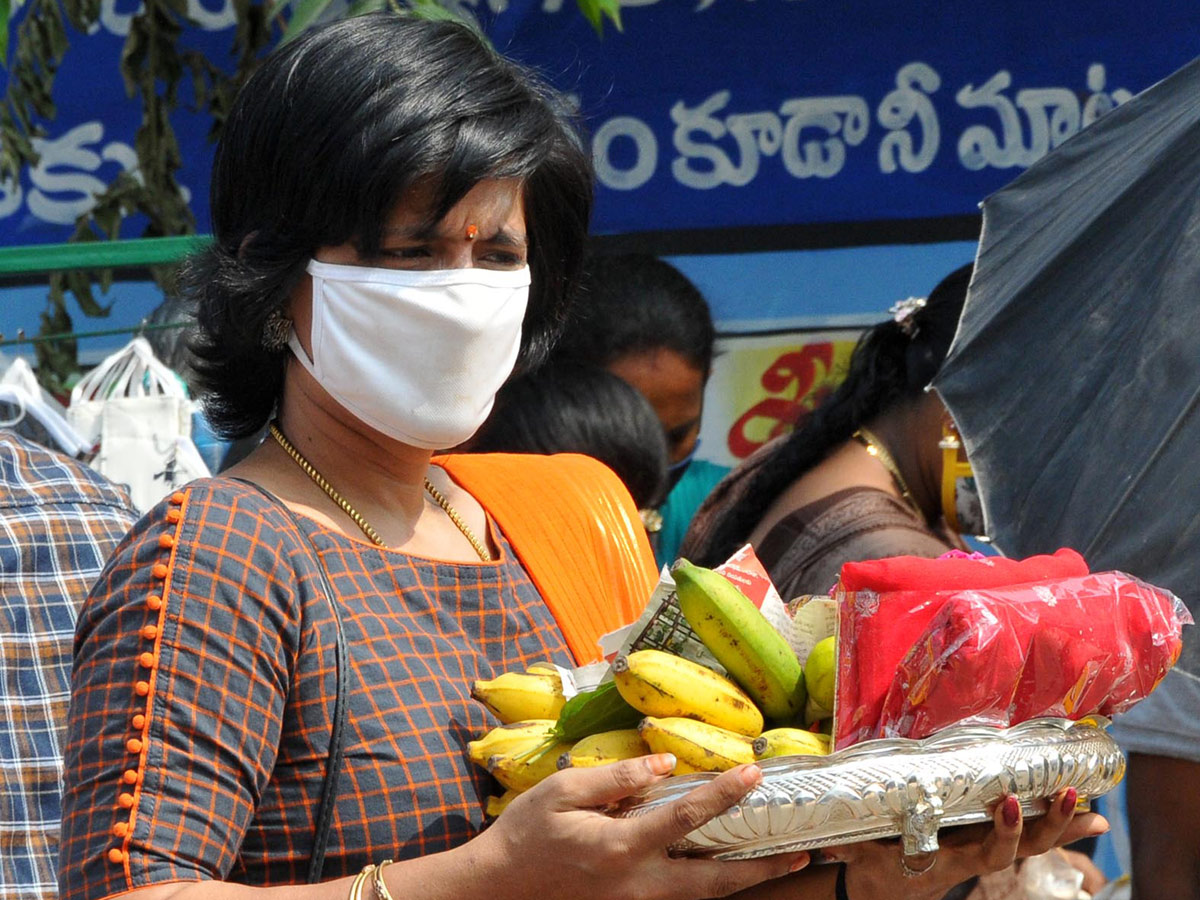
[289,259,531,450]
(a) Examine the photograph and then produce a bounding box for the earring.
[261,308,292,351]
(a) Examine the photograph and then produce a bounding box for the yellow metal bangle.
[348,864,376,900]
[372,859,396,900]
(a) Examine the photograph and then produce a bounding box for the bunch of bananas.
[468,560,838,814]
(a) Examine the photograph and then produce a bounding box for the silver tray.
[616,717,1124,860]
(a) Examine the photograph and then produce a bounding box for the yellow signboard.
[699,330,862,467]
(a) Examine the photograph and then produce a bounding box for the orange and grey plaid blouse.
[58,476,573,900]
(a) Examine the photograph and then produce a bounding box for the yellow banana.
[673,560,807,722]
[638,716,756,773]
[612,648,763,736]
[671,758,705,776]
[525,661,561,676]
[488,737,573,792]
[752,727,831,760]
[557,729,649,769]
[467,719,558,770]
[484,789,521,817]
[471,670,565,723]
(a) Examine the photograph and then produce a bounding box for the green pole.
[0,235,212,275]
[0,320,193,348]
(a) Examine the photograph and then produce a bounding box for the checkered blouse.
[58,477,573,900]
[0,431,137,900]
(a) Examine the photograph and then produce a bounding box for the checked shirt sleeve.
[58,482,308,900]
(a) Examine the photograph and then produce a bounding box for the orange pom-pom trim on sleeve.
[107,489,189,869]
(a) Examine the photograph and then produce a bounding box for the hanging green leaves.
[1,0,12,65]
[577,0,621,37]
[278,0,337,44]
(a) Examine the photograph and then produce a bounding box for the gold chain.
[852,427,922,518]
[268,423,492,561]
[420,476,493,562]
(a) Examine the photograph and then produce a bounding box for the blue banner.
[3,0,1200,247]
[486,0,1200,241]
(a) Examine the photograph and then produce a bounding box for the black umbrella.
[933,55,1200,676]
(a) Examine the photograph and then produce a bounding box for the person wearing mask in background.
[468,362,670,534]
[552,253,729,568]
[1,430,137,898]
[56,19,1105,900]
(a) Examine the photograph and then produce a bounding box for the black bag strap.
[236,480,349,883]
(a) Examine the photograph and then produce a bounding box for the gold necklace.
[420,476,492,562]
[852,427,922,518]
[269,423,492,561]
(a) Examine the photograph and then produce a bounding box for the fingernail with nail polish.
[1061,788,1078,815]
[789,852,810,873]
[1003,795,1020,828]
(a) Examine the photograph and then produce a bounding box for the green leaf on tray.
[553,680,642,743]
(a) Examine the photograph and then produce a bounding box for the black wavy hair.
[470,362,669,508]
[552,253,716,374]
[185,12,593,438]
[685,262,974,567]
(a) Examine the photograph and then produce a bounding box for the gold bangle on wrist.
[348,864,377,900]
[372,859,396,900]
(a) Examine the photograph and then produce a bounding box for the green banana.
[471,670,565,723]
[752,727,831,760]
[804,693,834,727]
[612,648,764,736]
[638,715,756,772]
[804,636,837,713]
[672,559,807,722]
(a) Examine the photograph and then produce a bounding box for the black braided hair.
[687,262,973,567]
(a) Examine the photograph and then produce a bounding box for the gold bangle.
[348,864,377,900]
[372,859,396,900]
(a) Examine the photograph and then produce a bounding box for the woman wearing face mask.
[57,19,1104,900]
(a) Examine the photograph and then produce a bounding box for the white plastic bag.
[1020,851,1089,899]
[0,356,90,455]
[68,337,210,512]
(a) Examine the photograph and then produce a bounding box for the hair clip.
[889,296,927,337]
[465,224,478,241]
[639,508,664,533]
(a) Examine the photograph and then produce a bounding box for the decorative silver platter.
[616,717,1124,860]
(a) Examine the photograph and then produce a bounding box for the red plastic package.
[834,553,1191,750]
[839,547,1088,593]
